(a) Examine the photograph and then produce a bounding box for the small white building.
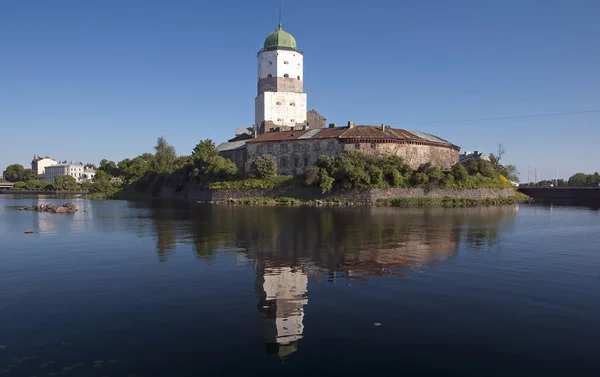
[31,155,58,178]
[43,162,95,184]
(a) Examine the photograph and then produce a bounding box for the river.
[1,195,599,377]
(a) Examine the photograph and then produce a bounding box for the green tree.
[84,163,97,170]
[44,183,55,190]
[22,169,37,182]
[451,163,469,182]
[121,156,151,183]
[99,159,119,177]
[3,164,25,182]
[203,156,237,181]
[504,164,519,182]
[568,173,588,187]
[25,180,43,190]
[152,137,177,174]
[192,139,219,164]
[12,182,26,190]
[251,154,278,179]
[55,175,78,190]
[411,172,429,186]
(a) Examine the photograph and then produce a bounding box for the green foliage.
[568,172,600,187]
[304,152,513,193]
[2,164,37,182]
[192,139,219,164]
[152,137,177,174]
[44,183,55,190]
[377,195,526,208]
[12,181,26,190]
[209,175,297,190]
[81,182,93,190]
[55,175,78,190]
[99,159,119,176]
[84,163,96,170]
[25,180,44,190]
[251,154,278,179]
[451,163,469,182]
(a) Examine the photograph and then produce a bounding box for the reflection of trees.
[148,203,519,277]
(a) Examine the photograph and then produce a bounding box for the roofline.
[258,47,303,56]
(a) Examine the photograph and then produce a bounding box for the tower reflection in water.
[255,260,308,358]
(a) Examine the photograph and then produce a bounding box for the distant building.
[0,182,15,190]
[459,151,490,164]
[43,162,95,184]
[31,155,58,178]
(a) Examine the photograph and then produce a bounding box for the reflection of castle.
[255,262,308,358]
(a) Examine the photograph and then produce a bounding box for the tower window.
[284,60,289,64]
[267,74,272,78]
[371,143,376,150]
[284,74,289,78]
[281,157,287,168]
[268,61,273,65]
[290,102,295,106]
[290,119,295,122]
[297,75,301,80]
[276,101,281,105]
[277,118,282,122]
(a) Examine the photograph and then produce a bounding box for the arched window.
[290,119,295,122]
[267,74,272,78]
[290,102,295,106]
[284,74,289,78]
[276,101,281,105]
[297,75,301,80]
[284,60,289,64]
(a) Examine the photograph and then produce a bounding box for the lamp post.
[529,164,536,186]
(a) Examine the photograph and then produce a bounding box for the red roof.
[247,125,459,149]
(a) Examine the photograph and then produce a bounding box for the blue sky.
[1,0,599,182]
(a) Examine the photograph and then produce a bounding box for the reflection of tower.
[255,262,308,358]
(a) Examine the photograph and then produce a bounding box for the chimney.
[328,123,336,128]
[348,121,355,128]
[381,124,386,131]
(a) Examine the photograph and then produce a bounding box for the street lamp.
[528,164,536,186]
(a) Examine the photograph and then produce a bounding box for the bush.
[251,154,278,179]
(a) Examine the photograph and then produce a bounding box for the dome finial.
[278,4,282,29]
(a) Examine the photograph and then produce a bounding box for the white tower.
[255,22,307,134]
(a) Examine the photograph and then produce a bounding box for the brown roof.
[247,125,459,149]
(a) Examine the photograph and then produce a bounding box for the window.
[276,101,281,105]
[294,158,299,167]
[277,118,282,122]
[284,74,289,78]
[290,102,295,106]
[284,60,289,64]
[267,144,273,153]
[371,143,376,150]
[328,141,335,151]
[297,75,301,80]
[268,61,273,65]
[304,157,309,166]
[267,74,272,78]
[355,143,360,149]
[281,157,287,167]
[290,119,294,122]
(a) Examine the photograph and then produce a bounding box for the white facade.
[31,157,58,176]
[255,92,307,128]
[257,50,303,81]
[43,164,95,184]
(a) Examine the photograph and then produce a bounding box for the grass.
[376,193,529,208]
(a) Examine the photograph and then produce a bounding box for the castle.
[217,22,460,174]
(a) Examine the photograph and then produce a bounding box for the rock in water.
[47,204,58,212]
[55,207,68,214]
[63,202,76,210]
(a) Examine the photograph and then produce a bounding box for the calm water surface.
[1,195,599,377]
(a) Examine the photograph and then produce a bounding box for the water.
[1,195,599,377]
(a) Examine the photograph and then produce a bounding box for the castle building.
[31,155,58,178]
[218,21,461,174]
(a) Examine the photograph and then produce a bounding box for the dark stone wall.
[258,77,303,94]
[306,109,326,129]
[518,187,600,206]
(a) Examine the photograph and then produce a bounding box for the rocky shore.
[20,202,78,213]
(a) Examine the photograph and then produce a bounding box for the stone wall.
[245,139,344,175]
[219,148,247,173]
[306,109,326,129]
[258,77,303,94]
[160,185,515,203]
[342,142,458,169]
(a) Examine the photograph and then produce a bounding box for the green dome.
[262,25,299,52]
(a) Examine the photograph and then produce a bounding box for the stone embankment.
[160,186,516,204]
[20,202,78,213]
